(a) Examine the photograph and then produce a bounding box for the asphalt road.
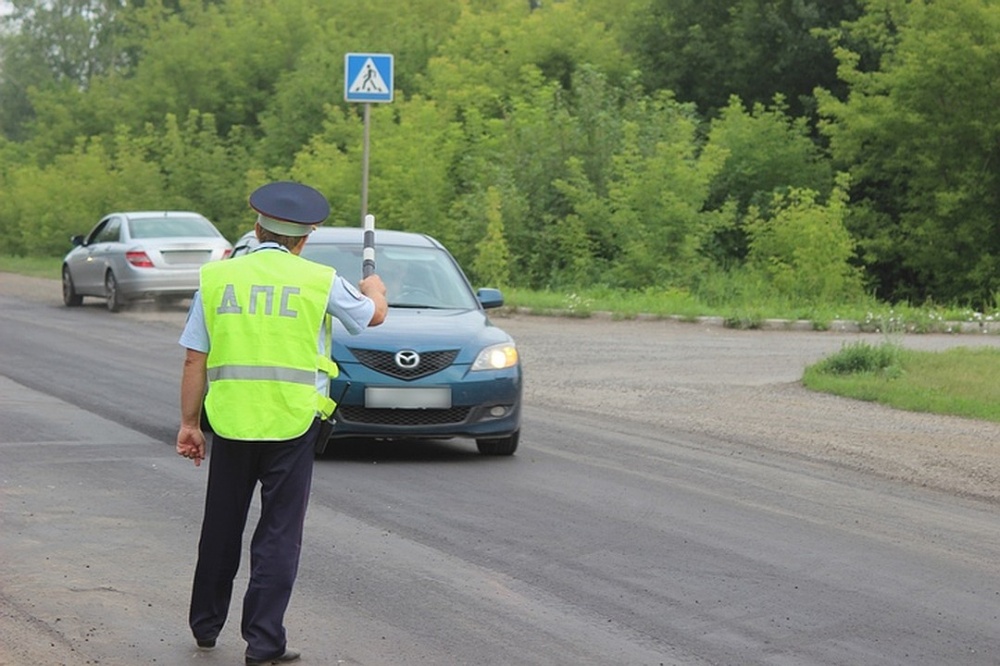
[1,277,999,665]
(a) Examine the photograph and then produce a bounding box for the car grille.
[348,348,459,380]
[338,406,471,426]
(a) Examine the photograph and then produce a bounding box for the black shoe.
[245,648,301,665]
[196,637,216,650]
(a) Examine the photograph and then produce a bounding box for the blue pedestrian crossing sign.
[345,53,394,103]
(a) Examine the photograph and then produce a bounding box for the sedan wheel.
[105,271,123,312]
[476,430,519,456]
[62,266,82,307]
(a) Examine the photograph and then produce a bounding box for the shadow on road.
[318,437,493,464]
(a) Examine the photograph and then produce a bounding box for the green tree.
[499,74,584,286]
[291,95,461,245]
[254,25,347,171]
[0,0,127,140]
[289,104,364,227]
[123,0,321,137]
[3,135,164,256]
[366,97,462,240]
[472,186,512,287]
[550,159,603,287]
[605,101,724,288]
[702,96,834,265]
[424,0,633,118]
[553,91,726,289]
[746,174,863,304]
[630,0,862,118]
[256,0,462,169]
[818,0,1000,305]
[445,104,530,275]
[155,111,252,238]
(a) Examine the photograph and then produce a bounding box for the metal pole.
[361,102,371,224]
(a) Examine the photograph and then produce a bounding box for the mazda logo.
[395,350,420,369]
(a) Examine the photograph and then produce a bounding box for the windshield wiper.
[388,302,446,309]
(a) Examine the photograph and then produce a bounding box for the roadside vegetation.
[804,342,1000,423]
[4,1,1000,424]
[0,255,62,279]
[504,284,1000,333]
[3,1,1000,311]
[6,253,1000,336]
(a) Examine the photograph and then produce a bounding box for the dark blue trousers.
[189,420,318,660]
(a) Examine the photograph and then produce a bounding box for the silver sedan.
[62,211,232,312]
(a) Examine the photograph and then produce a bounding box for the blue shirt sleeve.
[330,275,375,335]
[179,291,209,352]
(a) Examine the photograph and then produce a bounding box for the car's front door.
[73,217,121,292]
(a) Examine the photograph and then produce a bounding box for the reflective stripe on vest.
[207,365,316,384]
[200,249,337,441]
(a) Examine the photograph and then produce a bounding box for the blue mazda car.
[231,227,523,455]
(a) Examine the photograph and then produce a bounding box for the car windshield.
[129,216,220,239]
[302,242,479,310]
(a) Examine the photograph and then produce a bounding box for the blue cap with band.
[249,181,330,237]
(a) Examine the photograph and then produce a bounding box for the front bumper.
[328,367,522,440]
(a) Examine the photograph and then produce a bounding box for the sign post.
[344,53,394,226]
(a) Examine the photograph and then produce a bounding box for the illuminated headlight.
[472,343,519,371]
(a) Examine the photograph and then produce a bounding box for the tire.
[62,266,82,307]
[105,271,123,312]
[476,430,519,456]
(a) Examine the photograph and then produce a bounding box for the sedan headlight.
[471,343,519,371]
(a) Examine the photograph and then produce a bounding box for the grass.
[0,255,63,279]
[503,285,1000,333]
[503,285,709,320]
[803,342,1000,423]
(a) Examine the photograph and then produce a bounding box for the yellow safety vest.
[200,249,339,441]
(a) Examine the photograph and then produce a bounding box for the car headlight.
[471,343,519,371]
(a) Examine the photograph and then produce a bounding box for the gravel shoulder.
[5,271,999,504]
[500,312,1000,504]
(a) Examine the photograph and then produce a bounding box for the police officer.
[175,181,387,665]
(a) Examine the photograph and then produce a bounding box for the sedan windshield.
[303,243,479,310]
[129,216,220,239]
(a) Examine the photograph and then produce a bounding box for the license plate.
[161,250,211,265]
[365,387,452,409]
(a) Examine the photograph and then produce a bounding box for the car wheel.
[476,430,519,456]
[62,266,83,307]
[105,271,123,312]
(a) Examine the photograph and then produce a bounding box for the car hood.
[332,307,513,363]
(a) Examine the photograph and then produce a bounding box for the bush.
[812,341,902,376]
[745,175,864,305]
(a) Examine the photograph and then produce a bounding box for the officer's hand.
[176,425,206,467]
[359,273,386,299]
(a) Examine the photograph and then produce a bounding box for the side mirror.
[70,234,85,247]
[477,288,504,309]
